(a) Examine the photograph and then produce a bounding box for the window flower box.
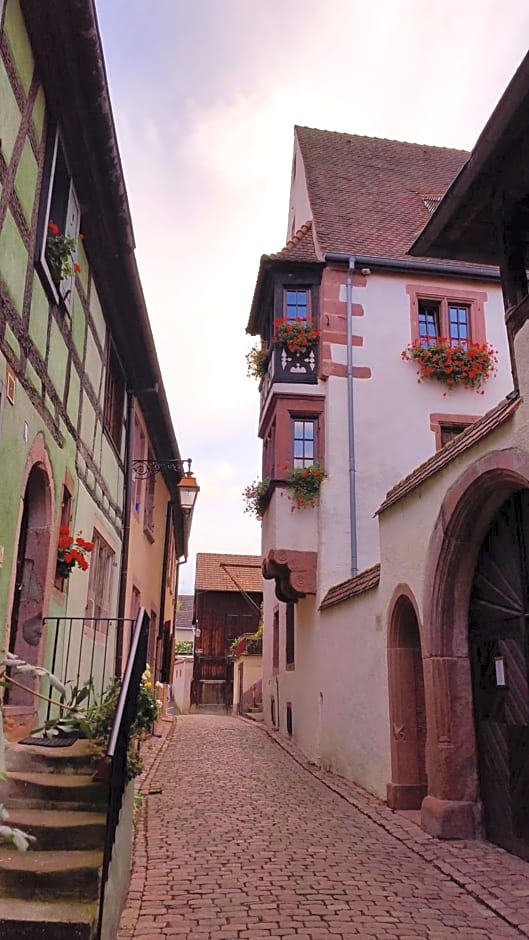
[401,338,498,393]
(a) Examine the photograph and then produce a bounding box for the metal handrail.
[96,607,150,939]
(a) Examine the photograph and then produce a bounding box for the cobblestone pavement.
[118,715,529,940]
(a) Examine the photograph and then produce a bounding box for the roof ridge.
[294,125,469,155]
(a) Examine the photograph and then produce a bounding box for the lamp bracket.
[132,458,192,480]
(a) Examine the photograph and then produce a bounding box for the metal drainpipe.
[116,389,134,677]
[325,253,358,576]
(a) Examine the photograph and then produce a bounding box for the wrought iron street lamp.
[131,457,200,517]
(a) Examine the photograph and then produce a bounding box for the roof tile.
[195,553,264,594]
[295,126,470,262]
[265,220,321,263]
[320,564,380,610]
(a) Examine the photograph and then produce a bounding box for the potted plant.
[46,220,82,286]
[273,317,319,354]
[401,338,497,393]
[242,478,270,519]
[56,525,94,579]
[246,344,269,380]
[286,463,327,510]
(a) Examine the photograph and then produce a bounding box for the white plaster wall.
[319,272,512,590]
[260,269,515,800]
[232,654,263,714]
[287,135,312,239]
[262,485,319,554]
[172,656,193,714]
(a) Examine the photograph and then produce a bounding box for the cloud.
[97,0,529,587]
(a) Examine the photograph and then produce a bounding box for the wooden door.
[469,491,529,859]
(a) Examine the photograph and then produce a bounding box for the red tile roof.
[266,221,321,263]
[295,126,469,262]
[194,553,264,594]
[378,394,520,514]
[320,564,380,610]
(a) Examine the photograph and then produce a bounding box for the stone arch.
[387,585,427,810]
[420,447,529,839]
[7,435,55,710]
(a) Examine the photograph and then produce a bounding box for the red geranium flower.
[48,220,60,236]
[74,263,81,274]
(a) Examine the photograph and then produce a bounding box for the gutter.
[331,254,499,281]
[325,252,358,576]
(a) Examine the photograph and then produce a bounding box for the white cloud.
[101,0,529,589]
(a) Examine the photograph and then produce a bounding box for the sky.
[96,0,529,593]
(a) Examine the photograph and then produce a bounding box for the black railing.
[96,607,150,940]
[43,616,136,718]
[260,343,319,408]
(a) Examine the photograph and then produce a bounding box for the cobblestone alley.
[118,716,529,940]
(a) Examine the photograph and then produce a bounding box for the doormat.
[18,730,85,748]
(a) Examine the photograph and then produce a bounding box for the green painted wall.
[0,0,126,699]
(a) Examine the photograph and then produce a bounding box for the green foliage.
[229,620,263,657]
[246,344,269,379]
[175,640,193,656]
[287,463,327,510]
[46,226,80,283]
[242,478,270,519]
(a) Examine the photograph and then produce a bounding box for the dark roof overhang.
[410,51,529,266]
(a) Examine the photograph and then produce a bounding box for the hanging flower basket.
[56,525,94,579]
[242,479,271,519]
[273,318,319,354]
[286,463,327,511]
[401,339,498,393]
[246,344,269,380]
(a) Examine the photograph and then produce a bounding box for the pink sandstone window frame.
[406,284,487,346]
[429,412,481,452]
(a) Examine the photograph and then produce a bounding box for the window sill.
[143,525,155,544]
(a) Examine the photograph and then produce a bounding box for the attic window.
[421,194,443,215]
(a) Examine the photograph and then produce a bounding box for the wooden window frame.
[84,530,115,633]
[429,412,480,451]
[143,448,156,539]
[103,340,125,454]
[283,287,311,322]
[37,126,81,313]
[132,415,146,515]
[407,284,487,346]
[54,483,73,591]
[292,415,318,468]
[285,602,295,670]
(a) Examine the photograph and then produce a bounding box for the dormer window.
[285,288,309,321]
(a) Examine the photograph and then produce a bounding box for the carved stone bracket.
[262,549,317,603]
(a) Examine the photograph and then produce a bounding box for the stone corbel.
[262,549,317,603]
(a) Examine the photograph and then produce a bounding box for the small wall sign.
[494,655,507,688]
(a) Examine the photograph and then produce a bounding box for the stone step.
[4,808,106,851]
[0,847,103,901]
[6,739,96,776]
[4,772,107,811]
[0,897,98,940]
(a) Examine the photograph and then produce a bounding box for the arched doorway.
[421,448,529,843]
[387,591,427,810]
[469,489,529,859]
[7,463,53,707]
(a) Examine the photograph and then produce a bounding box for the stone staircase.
[0,739,108,939]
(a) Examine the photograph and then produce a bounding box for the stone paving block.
[118,716,528,940]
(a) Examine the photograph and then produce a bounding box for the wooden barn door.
[469,490,529,859]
